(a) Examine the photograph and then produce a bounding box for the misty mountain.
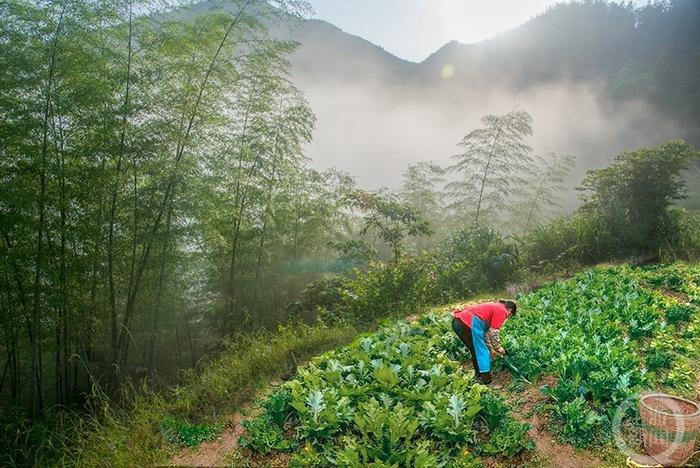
[287,1,699,130]
[280,19,416,84]
[418,1,699,126]
[179,0,699,205]
[274,0,699,203]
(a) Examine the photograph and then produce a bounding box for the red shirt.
[453,302,509,329]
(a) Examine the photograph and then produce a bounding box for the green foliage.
[0,387,171,467]
[239,414,294,453]
[520,212,610,270]
[436,226,520,297]
[547,397,603,448]
[663,360,696,391]
[289,387,354,441]
[578,140,699,254]
[419,394,482,444]
[239,388,296,453]
[263,388,293,427]
[347,398,423,464]
[505,268,656,403]
[349,190,433,261]
[503,264,700,449]
[159,417,224,448]
[665,304,694,324]
[241,311,533,464]
[521,142,700,271]
[478,392,511,429]
[345,255,439,323]
[645,347,673,372]
[293,229,522,327]
[540,379,579,405]
[288,277,353,323]
[479,418,534,458]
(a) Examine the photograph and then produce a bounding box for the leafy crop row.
[502,265,699,447]
[240,315,532,466]
[239,264,699,463]
[628,263,700,305]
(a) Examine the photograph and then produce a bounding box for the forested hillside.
[0,0,699,466]
[0,0,339,416]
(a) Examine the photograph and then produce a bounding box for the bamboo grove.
[0,0,355,417]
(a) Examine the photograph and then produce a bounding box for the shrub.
[436,226,520,298]
[522,212,618,270]
[287,276,353,323]
[347,255,439,322]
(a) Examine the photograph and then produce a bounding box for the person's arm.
[486,328,505,355]
[484,330,496,353]
[487,304,507,355]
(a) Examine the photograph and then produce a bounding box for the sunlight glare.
[441,63,455,79]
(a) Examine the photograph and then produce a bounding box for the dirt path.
[491,372,607,468]
[169,412,246,467]
[168,382,285,467]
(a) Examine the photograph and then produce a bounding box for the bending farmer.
[451,300,517,387]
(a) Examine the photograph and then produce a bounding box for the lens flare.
[441,63,455,79]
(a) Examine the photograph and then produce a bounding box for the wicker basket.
[638,393,700,466]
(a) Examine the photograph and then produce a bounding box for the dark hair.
[499,300,517,315]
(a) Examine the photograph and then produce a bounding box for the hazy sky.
[308,0,649,62]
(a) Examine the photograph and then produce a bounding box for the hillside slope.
[174,263,700,466]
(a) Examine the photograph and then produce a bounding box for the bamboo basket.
[638,393,700,466]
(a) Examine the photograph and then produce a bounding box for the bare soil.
[168,410,249,467]
[168,383,285,467]
[491,371,607,468]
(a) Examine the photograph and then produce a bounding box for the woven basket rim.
[640,393,700,419]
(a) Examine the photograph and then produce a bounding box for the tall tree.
[350,190,433,262]
[0,0,319,413]
[400,161,447,250]
[447,110,534,226]
[578,140,698,252]
[510,153,576,233]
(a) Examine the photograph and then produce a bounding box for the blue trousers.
[452,316,491,373]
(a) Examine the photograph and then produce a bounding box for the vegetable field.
[236,264,700,466]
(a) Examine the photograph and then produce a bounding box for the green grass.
[159,417,225,448]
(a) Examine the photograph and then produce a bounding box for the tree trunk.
[252,115,283,310]
[31,3,66,418]
[474,127,503,225]
[108,0,133,367]
[117,0,254,369]
[147,207,173,383]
